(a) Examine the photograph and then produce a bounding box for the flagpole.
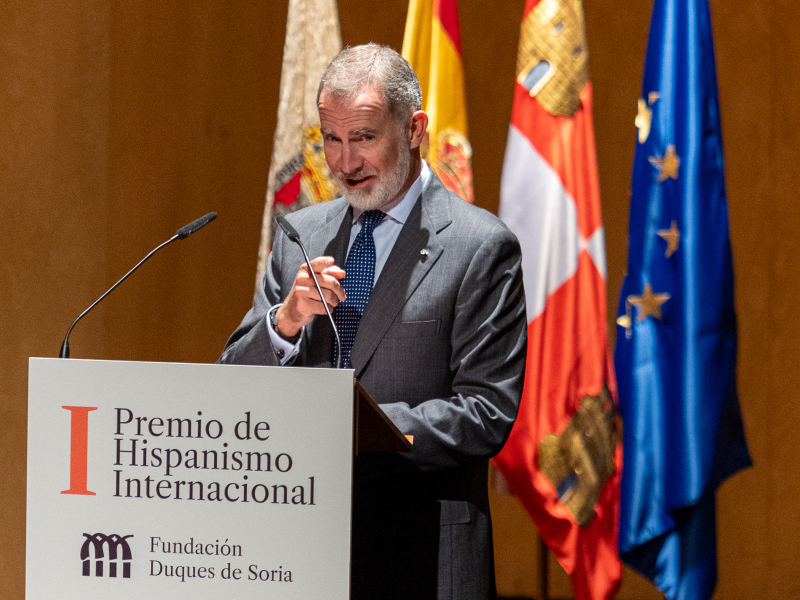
[538,536,549,600]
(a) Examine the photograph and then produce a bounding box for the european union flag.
[614,0,752,599]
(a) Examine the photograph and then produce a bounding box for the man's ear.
[407,110,428,150]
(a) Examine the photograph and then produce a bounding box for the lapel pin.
[420,249,429,257]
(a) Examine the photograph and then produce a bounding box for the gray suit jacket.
[219,175,527,600]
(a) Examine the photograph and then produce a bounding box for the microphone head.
[276,215,301,243]
[176,212,217,239]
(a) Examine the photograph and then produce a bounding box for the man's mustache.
[337,170,378,182]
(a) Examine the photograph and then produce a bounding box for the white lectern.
[27,358,408,600]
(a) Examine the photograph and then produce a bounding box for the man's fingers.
[295,285,341,311]
[322,265,346,280]
[311,287,342,309]
[298,262,346,302]
[284,257,347,331]
[309,256,336,272]
[318,272,347,299]
[297,277,345,305]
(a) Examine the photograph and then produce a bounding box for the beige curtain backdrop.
[1,1,797,598]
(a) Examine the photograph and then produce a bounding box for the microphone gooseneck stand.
[58,212,218,359]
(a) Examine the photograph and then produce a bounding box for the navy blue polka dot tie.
[333,210,385,368]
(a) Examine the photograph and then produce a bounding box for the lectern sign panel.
[27,358,354,600]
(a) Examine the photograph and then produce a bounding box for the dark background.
[2,1,797,597]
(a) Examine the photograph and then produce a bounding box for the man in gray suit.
[219,44,527,600]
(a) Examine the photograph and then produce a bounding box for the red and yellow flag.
[493,1,622,599]
[401,0,473,203]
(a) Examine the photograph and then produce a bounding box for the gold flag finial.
[516,0,589,117]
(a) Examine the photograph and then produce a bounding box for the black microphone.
[276,215,342,369]
[276,215,301,243]
[177,212,217,239]
[58,212,218,359]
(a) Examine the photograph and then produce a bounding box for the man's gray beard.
[338,145,411,211]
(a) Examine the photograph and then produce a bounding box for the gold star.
[627,284,670,321]
[648,92,660,105]
[657,220,680,258]
[635,99,652,143]
[649,145,680,182]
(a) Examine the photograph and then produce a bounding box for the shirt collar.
[351,160,431,225]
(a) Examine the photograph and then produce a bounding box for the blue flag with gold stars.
[614,0,751,599]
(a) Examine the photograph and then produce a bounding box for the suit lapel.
[304,200,353,368]
[350,177,453,378]
[305,199,352,262]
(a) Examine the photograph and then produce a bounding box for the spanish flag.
[492,1,622,598]
[401,0,473,203]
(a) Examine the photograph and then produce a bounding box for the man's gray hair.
[317,43,422,123]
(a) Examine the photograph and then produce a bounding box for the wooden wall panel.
[0,1,111,594]
[1,1,798,598]
[709,3,771,597]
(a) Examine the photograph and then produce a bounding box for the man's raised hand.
[275,257,346,337]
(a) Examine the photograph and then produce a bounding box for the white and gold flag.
[256,0,342,285]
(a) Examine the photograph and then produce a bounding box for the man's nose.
[340,143,363,174]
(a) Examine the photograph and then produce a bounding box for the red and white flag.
[256,0,342,284]
[493,1,623,599]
